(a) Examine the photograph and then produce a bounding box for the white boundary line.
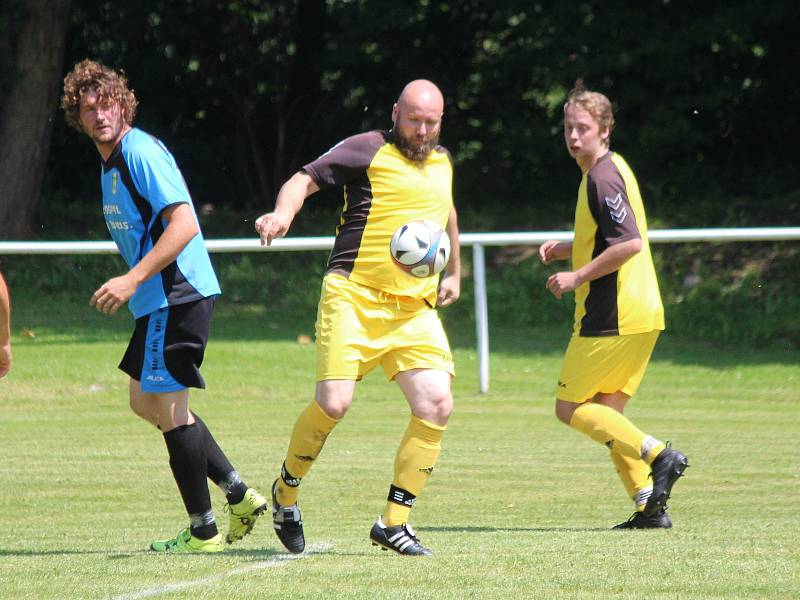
[110,542,332,600]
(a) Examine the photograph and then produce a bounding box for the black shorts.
[119,297,215,393]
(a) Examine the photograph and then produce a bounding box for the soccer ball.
[389,220,451,278]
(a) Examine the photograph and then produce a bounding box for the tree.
[0,0,71,238]
[30,0,800,238]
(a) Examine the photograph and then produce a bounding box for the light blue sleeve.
[126,132,192,215]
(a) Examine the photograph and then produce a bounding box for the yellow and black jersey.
[572,152,664,337]
[303,130,453,304]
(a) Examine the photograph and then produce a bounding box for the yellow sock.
[610,449,652,511]
[276,400,339,506]
[382,416,446,527]
[569,402,664,462]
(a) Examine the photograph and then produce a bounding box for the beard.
[391,128,440,162]
[85,117,125,146]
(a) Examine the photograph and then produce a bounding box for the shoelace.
[402,523,420,542]
[223,500,258,519]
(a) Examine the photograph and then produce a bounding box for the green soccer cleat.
[149,528,224,553]
[224,487,269,544]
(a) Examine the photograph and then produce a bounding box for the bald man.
[256,80,461,556]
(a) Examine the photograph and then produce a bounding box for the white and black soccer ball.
[389,220,451,278]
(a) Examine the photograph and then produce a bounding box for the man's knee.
[431,390,454,421]
[129,393,158,426]
[315,381,355,419]
[555,399,577,425]
[411,388,453,425]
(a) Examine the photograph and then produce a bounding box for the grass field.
[1,299,798,599]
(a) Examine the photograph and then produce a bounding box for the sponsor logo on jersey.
[106,220,130,231]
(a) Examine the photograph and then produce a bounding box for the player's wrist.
[126,270,145,288]
[274,208,295,223]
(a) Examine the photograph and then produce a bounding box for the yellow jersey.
[303,130,453,305]
[571,152,664,336]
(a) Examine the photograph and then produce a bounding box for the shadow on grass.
[12,297,316,345]
[417,525,609,534]
[469,323,800,369]
[13,296,799,368]
[0,547,285,559]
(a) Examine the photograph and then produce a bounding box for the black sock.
[192,413,248,504]
[189,513,218,540]
[163,423,217,537]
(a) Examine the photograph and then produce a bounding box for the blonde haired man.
[539,81,688,528]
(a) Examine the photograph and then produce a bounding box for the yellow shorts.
[314,273,454,382]
[556,330,660,403]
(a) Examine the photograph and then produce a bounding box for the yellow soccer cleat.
[150,528,224,553]
[224,488,268,544]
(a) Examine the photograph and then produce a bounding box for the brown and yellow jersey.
[572,152,664,336]
[303,130,453,304]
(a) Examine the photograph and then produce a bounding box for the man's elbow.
[179,214,200,240]
[628,238,643,254]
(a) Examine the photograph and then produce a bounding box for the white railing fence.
[2,227,799,393]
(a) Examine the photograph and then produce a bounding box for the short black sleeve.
[302,131,388,189]
[586,156,641,245]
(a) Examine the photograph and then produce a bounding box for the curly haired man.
[62,59,266,552]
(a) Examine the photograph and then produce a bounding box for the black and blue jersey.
[99,128,220,318]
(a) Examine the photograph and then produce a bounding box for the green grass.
[1,299,798,599]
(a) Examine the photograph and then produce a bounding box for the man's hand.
[546,271,581,300]
[91,273,139,314]
[255,211,293,246]
[437,274,461,307]
[0,341,10,378]
[539,240,569,265]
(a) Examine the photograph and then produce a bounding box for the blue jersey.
[100,128,220,318]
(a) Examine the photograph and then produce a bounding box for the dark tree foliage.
[22,0,800,238]
[0,0,71,238]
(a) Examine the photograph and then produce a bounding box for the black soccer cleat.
[369,518,433,556]
[271,479,305,554]
[644,446,689,517]
[613,509,673,530]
